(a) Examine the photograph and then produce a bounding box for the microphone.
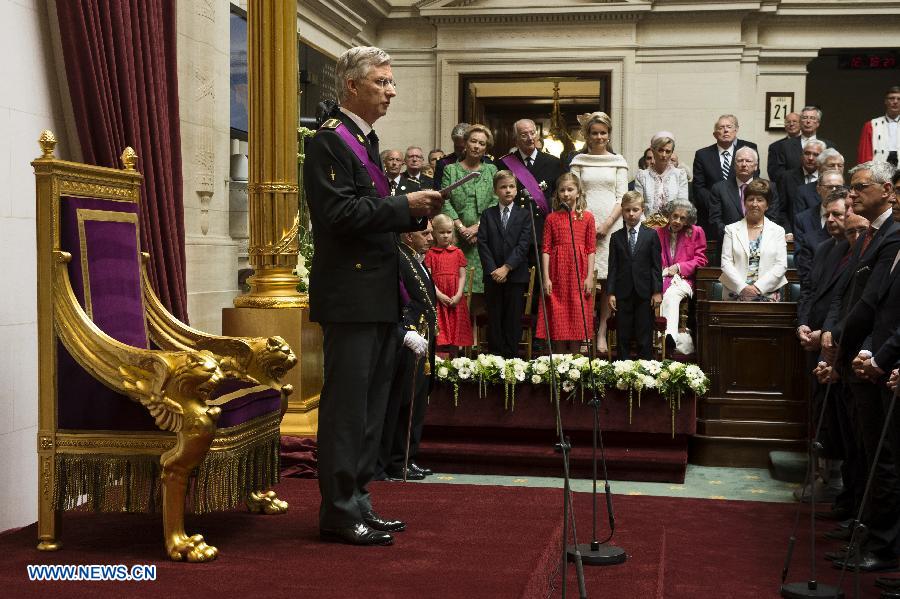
[518,188,534,207]
[560,202,571,212]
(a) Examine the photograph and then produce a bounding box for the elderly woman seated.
[719,179,788,301]
[657,199,707,349]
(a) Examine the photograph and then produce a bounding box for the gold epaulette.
[319,119,340,130]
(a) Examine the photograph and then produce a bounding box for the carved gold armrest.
[53,251,223,432]
[140,254,297,395]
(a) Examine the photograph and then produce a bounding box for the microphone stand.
[560,202,626,567]
[521,190,587,599]
[779,359,843,599]
[834,376,900,599]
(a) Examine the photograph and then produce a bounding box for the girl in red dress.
[536,173,596,354]
[425,214,474,351]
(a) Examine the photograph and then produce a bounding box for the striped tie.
[722,150,731,180]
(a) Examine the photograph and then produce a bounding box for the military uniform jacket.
[303,110,422,323]
[397,243,438,379]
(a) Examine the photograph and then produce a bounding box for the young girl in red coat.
[425,214,474,352]
[536,173,596,354]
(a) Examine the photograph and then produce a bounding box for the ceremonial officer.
[303,46,444,546]
[378,222,438,481]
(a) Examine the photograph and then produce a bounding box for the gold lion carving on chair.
[33,131,297,562]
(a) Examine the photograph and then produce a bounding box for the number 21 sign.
[765,92,795,131]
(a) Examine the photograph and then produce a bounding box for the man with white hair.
[769,106,835,181]
[707,145,780,242]
[777,138,826,236]
[400,145,433,189]
[303,46,444,546]
[692,114,758,234]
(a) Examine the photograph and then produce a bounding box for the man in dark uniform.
[303,46,444,546]
[432,122,469,189]
[378,222,437,481]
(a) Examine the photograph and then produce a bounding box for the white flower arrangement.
[433,353,710,433]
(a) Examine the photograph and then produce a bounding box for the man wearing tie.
[303,46,444,546]
[383,149,419,195]
[400,146,434,189]
[692,114,759,234]
[707,147,781,244]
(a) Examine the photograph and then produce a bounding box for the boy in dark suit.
[477,170,533,358]
[607,191,663,360]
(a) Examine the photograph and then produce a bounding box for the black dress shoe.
[877,576,900,590]
[816,507,853,521]
[320,523,393,546]
[409,462,432,476]
[880,591,900,599]
[832,552,899,572]
[362,510,406,533]
[824,526,853,541]
[386,469,425,481]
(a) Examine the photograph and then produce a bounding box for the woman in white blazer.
[719,179,788,301]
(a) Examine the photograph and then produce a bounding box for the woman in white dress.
[569,112,629,354]
[634,132,690,216]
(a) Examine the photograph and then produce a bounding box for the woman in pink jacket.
[656,198,708,349]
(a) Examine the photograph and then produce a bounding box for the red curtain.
[55,0,188,322]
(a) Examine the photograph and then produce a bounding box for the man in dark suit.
[477,171,533,358]
[400,145,434,189]
[707,146,781,242]
[303,46,443,546]
[378,223,437,482]
[432,122,469,188]
[793,173,846,284]
[607,192,663,360]
[692,114,758,234]
[382,148,421,196]
[768,106,836,182]
[821,161,900,572]
[498,119,563,265]
[794,190,850,503]
[777,138,826,235]
[766,111,801,181]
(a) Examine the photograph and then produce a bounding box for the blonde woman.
[441,123,498,295]
[569,112,628,352]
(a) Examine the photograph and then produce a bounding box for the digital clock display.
[839,53,899,70]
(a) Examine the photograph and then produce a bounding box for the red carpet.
[0,479,885,598]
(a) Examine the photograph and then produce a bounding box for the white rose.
[568,368,581,381]
[659,370,669,381]
[616,380,627,390]
[438,367,449,378]
[668,362,680,372]
[531,374,542,384]
[535,363,548,374]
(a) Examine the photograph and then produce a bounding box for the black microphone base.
[566,542,626,566]
[780,581,844,598]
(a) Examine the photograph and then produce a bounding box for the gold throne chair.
[33,132,297,562]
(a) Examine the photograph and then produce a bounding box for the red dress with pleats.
[536,209,596,341]
[424,245,474,346]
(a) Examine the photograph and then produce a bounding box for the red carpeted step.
[418,437,688,483]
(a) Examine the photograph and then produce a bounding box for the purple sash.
[500,154,549,214]
[334,123,391,198]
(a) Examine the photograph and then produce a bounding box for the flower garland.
[433,354,710,437]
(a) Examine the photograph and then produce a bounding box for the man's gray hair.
[823,187,849,207]
[801,105,823,122]
[451,122,470,139]
[802,138,826,153]
[849,161,897,184]
[513,119,536,135]
[717,114,739,128]
[663,198,698,226]
[405,145,423,156]
[335,46,391,103]
[818,169,844,183]
[816,147,844,170]
[735,145,758,162]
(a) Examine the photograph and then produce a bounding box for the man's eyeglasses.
[849,182,877,193]
[372,78,397,89]
[818,184,845,191]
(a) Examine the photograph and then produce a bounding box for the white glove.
[403,331,428,357]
